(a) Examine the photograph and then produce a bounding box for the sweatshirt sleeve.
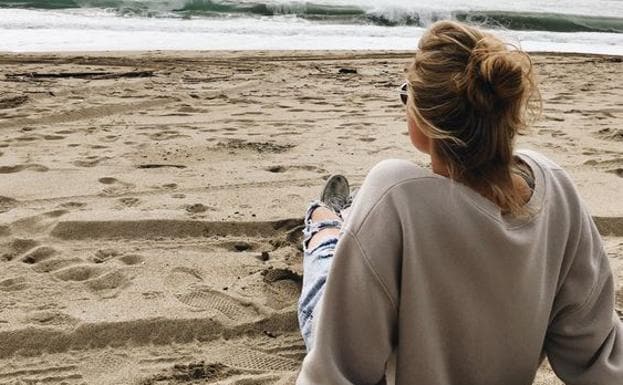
[544,208,623,384]
[296,229,398,385]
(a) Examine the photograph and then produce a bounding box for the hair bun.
[465,40,526,113]
[406,20,541,217]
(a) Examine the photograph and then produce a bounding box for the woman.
[296,21,622,385]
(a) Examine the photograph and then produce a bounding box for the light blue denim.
[298,200,343,351]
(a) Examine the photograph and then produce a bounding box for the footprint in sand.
[137,362,236,384]
[175,288,259,320]
[117,254,144,265]
[584,158,623,167]
[164,267,258,320]
[259,268,303,310]
[15,135,39,142]
[10,210,69,235]
[20,246,58,264]
[84,269,132,293]
[22,244,135,295]
[73,155,112,168]
[0,276,28,291]
[100,135,120,143]
[98,177,135,196]
[214,346,300,372]
[43,134,65,140]
[32,257,84,273]
[265,165,287,173]
[60,201,86,209]
[90,249,121,264]
[53,264,133,296]
[185,203,214,214]
[54,265,106,282]
[142,291,164,300]
[80,351,139,384]
[147,130,189,141]
[216,139,294,154]
[25,311,79,326]
[99,177,119,185]
[358,136,377,142]
[594,128,623,142]
[118,197,141,207]
[164,266,203,289]
[0,195,17,213]
[0,163,48,174]
[1,238,39,261]
[211,239,256,253]
[45,209,68,218]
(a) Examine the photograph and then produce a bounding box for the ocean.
[0,0,622,53]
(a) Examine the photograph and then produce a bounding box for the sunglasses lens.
[400,93,408,105]
[400,82,408,105]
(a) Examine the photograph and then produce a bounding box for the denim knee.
[298,200,342,350]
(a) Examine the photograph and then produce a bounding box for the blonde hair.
[407,20,541,217]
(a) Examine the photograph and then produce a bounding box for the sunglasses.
[399,82,408,105]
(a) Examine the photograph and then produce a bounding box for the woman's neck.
[429,153,533,207]
[430,151,451,178]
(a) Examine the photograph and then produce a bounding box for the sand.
[0,50,621,384]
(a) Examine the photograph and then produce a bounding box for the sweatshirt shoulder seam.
[560,210,608,317]
[351,176,441,234]
[342,228,399,312]
[567,248,607,317]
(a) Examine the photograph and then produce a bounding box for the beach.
[0,50,621,384]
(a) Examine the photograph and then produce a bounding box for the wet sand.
[0,51,621,384]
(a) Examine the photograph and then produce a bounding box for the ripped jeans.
[297,200,343,351]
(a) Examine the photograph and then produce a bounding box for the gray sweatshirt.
[296,149,622,385]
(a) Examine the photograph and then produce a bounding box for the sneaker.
[320,175,350,213]
[338,187,359,221]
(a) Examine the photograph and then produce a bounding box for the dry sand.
[0,51,621,384]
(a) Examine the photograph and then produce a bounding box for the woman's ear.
[407,114,432,154]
